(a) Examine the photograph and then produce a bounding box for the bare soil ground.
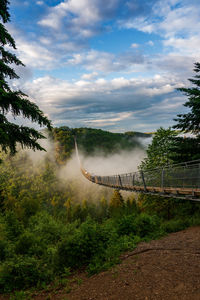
[2,226,200,300]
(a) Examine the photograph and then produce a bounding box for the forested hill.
[52,127,151,163]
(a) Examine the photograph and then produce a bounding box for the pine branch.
[0,0,10,23]
[194,62,200,73]
[0,90,52,129]
[177,87,200,96]
[188,78,200,87]
[0,47,24,65]
[0,60,19,79]
[0,24,16,48]
[0,113,47,154]
[0,78,11,92]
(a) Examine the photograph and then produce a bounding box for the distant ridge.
[52,127,150,164]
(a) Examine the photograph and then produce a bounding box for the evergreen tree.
[109,189,124,216]
[173,62,200,135]
[109,190,124,208]
[0,0,51,154]
[170,135,200,162]
[64,198,72,222]
[171,62,200,161]
[99,196,108,219]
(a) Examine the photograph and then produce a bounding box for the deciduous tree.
[140,127,176,170]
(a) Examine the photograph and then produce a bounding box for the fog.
[16,135,150,203]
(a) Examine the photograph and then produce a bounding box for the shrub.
[15,231,45,256]
[56,218,105,269]
[189,214,200,226]
[116,213,161,238]
[4,212,24,241]
[0,240,8,261]
[134,213,161,238]
[161,219,189,233]
[0,256,53,292]
[28,211,66,244]
[116,214,137,236]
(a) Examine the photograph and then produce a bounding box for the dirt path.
[32,226,200,300]
[2,227,200,300]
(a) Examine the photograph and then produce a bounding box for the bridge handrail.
[92,159,200,179]
[75,138,200,201]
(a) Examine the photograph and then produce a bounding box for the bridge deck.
[98,183,200,198]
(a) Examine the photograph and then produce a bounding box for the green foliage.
[0,1,51,155]
[15,231,42,256]
[138,194,177,220]
[134,213,161,238]
[116,214,137,236]
[0,191,199,293]
[53,127,148,163]
[174,62,200,135]
[4,211,24,240]
[9,291,30,300]
[0,239,8,261]
[109,189,124,216]
[0,256,53,292]
[170,135,200,162]
[140,127,177,170]
[161,219,189,233]
[170,62,200,161]
[57,218,101,269]
[116,213,161,238]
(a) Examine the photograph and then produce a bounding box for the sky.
[6,0,200,132]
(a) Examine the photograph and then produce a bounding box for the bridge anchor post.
[161,169,164,190]
[141,171,147,192]
[118,175,122,188]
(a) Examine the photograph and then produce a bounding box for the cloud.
[147,40,154,46]
[17,40,55,69]
[119,16,154,33]
[7,25,56,69]
[8,0,200,133]
[38,0,120,35]
[164,36,200,57]
[158,4,200,38]
[154,54,197,79]
[131,43,139,48]
[10,0,200,78]
[120,0,200,36]
[119,0,200,59]
[67,49,144,73]
[17,72,186,132]
[125,0,159,18]
[81,72,99,80]
[84,112,133,127]
[36,1,44,5]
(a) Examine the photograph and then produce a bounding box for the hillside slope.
[32,226,200,300]
[52,127,150,163]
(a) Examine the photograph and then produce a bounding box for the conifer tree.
[109,189,124,216]
[173,62,200,135]
[0,0,51,154]
[99,196,108,219]
[64,198,72,222]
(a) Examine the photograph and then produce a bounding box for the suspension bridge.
[75,140,200,202]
